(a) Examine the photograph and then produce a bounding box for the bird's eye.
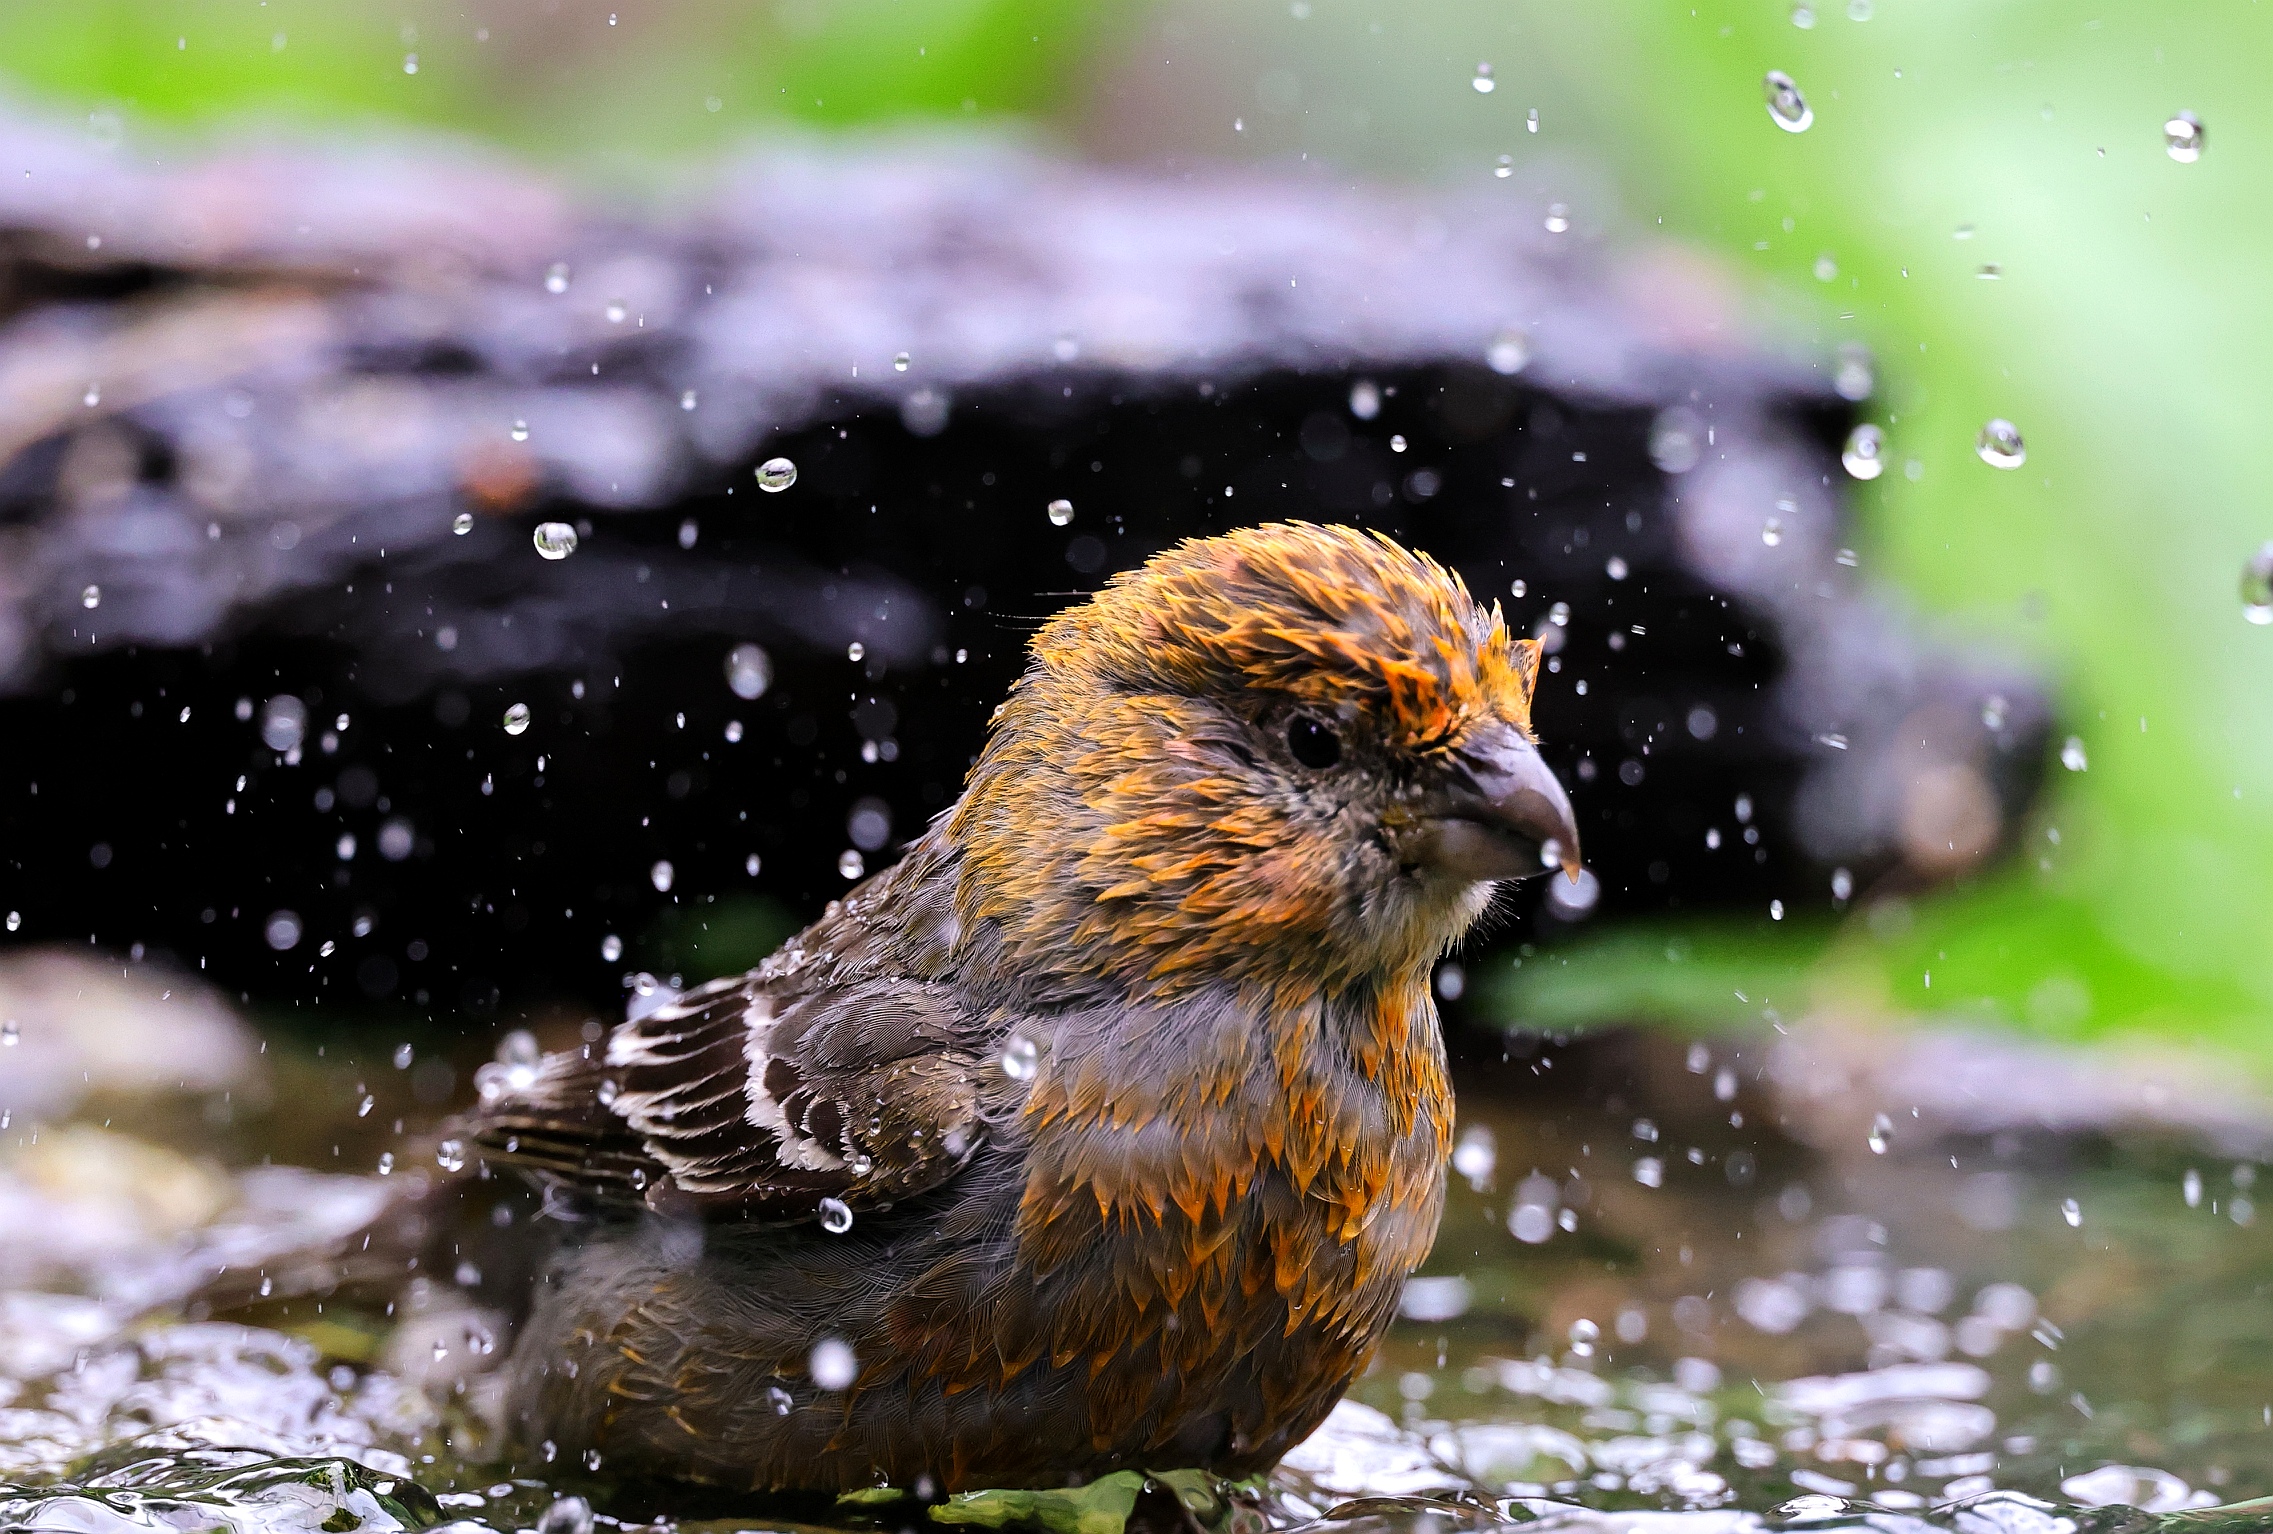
[1287,714,1342,770]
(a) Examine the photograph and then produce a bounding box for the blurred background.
[2,0,2266,1061]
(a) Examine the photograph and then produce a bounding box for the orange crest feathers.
[1039,522,1537,752]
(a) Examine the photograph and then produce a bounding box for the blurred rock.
[0,113,2051,1010]
[0,950,260,1121]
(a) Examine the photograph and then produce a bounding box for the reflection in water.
[0,953,2270,1532]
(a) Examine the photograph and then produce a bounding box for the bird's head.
[948,522,1581,998]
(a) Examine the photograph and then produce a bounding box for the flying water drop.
[756,456,797,492]
[1001,1034,1038,1080]
[533,522,578,559]
[651,860,674,892]
[1764,71,1813,132]
[601,934,622,962]
[80,584,100,610]
[544,262,570,294]
[726,642,773,699]
[503,703,531,735]
[1841,423,1886,480]
[1047,498,1075,526]
[1868,1113,1893,1154]
[2061,736,2088,772]
[2062,1197,2083,1227]
[2241,543,2273,625]
[837,849,865,880]
[452,512,474,535]
[1488,329,1531,374]
[2165,111,2204,163]
[1471,62,1495,94]
[1976,418,2026,468]
[819,1197,854,1234]
[810,1338,857,1390]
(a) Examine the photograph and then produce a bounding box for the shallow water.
[2,953,2271,1533]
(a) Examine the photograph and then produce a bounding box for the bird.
[459,521,1581,1495]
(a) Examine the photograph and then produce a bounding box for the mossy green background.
[7,0,2265,1056]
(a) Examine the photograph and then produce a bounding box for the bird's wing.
[466,971,995,1221]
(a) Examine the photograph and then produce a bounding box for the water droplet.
[1834,342,1875,401]
[83,384,100,407]
[1792,2,1816,25]
[510,418,529,442]
[1632,1155,1663,1187]
[680,389,698,411]
[452,512,474,535]
[1527,107,1538,133]
[1761,517,1784,547]
[1046,498,1075,526]
[837,849,865,880]
[745,852,760,875]
[377,1150,395,1175]
[0,1021,16,1046]
[2062,1197,2082,1227]
[1841,423,1886,480]
[604,299,627,324]
[767,1385,794,1414]
[1450,1126,1496,1189]
[503,702,531,735]
[1349,380,1381,420]
[2061,736,2088,772]
[2184,1168,2203,1207]
[1542,204,1569,234]
[1494,154,1513,178]
[537,1495,593,1534]
[2241,543,2273,624]
[1001,1034,1038,1080]
[651,859,674,892]
[720,641,774,702]
[1389,433,1408,452]
[1567,1317,1599,1357]
[1605,556,1628,581]
[677,517,698,550]
[1649,407,1704,473]
[544,262,570,294]
[846,641,866,662]
[264,910,302,951]
[4,912,17,932]
[601,934,623,962]
[1813,252,1838,282]
[1831,867,1853,901]
[809,1337,857,1390]
[533,521,579,559]
[1976,418,2026,468]
[2165,110,2204,163]
[1868,1113,1893,1154]
[1471,62,1495,94]
[1764,70,1814,132]
[402,52,418,74]
[1770,899,1785,921]
[819,1197,854,1233]
[756,456,798,492]
[79,584,101,610]
[893,351,911,372]
[358,1094,375,1118]
[1487,328,1531,374]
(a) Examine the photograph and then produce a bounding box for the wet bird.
[464,522,1581,1492]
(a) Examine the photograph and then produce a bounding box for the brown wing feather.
[467,970,995,1223]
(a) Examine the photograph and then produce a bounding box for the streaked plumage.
[465,523,1581,1491]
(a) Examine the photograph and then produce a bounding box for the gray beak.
[1411,724,1583,883]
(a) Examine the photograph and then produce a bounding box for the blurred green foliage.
[6,0,2267,1054]
[0,0,1107,163]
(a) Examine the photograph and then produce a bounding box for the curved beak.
[1410,724,1583,884]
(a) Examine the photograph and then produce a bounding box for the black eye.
[1287,714,1342,770]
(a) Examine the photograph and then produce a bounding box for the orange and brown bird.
[465,521,1581,1493]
